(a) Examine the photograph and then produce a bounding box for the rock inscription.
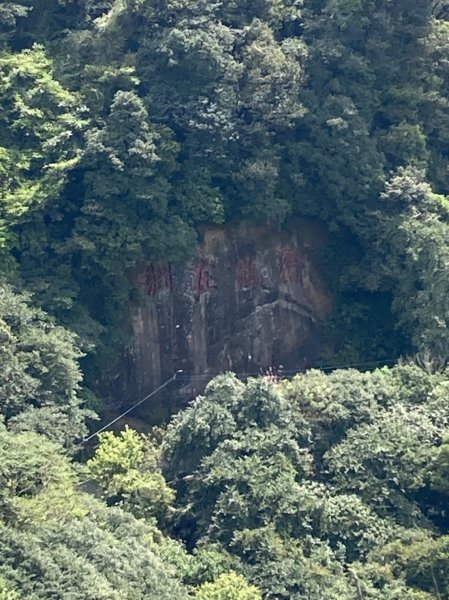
[145,263,172,296]
[121,220,331,416]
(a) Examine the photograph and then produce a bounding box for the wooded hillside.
[1,1,449,598]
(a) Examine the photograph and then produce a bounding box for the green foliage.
[186,544,241,587]
[283,363,446,458]
[162,374,312,543]
[160,368,449,599]
[367,534,449,599]
[353,167,449,358]
[1,364,448,599]
[95,0,306,225]
[2,0,449,368]
[0,578,19,600]
[195,572,262,600]
[69,90,196,274]
[285,0,449,358]
[318,493,404,561]
[0,424,190,599]
[0,505,191,600]
[324,404,442,524]
[0,2,30,29]
[0,45,86,259]
[0,282,94,446]
[0,424,85,524]
[87,426,175,521]
[3,0,449,597]
[431,436,449,494]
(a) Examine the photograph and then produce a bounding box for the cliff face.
[120,220,331,418]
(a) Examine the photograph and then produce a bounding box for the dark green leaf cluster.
[0,321,194,600]
[159,370,449,599]
[2,0,449,365]
[0,282,94,447]
[0,426,192,600]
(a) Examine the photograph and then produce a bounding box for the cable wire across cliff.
[79,357,400,446]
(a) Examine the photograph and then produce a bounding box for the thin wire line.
[80,370,183,445]
[173,357,400,380]
[80,357,400,445]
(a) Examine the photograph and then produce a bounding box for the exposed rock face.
[121,220,331,419]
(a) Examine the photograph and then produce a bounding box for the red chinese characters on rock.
[236,256,261,290]
[145,263,173,296]
[278,245,303,285]
[192,259,217,298]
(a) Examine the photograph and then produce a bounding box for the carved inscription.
[142,246,304,299]
[236,256,261,289]
[145,263,173,296]
[192,259,217,298]
[278,245,303,285]
[235,247,304,290]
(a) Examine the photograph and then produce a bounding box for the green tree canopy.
[0,282,93,446]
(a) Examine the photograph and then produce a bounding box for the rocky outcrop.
[119,219,331,420]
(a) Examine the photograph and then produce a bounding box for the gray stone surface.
[118,219,331,419]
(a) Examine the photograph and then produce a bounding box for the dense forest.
[1,0,449,597]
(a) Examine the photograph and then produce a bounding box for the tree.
[67,90,196,274]
[324,403,443,525]
[364,167,449,358]
[94,0,306,223]
[162,375,312,542]
[195,572,262,600]
[232,527,355,600]
[0,505,191,600]
[0,424,79,522]
[0,282,93,447]
[318,493,404,561]
[0,45,87,264]
[367,534,449,599]
[0,2,30,30]
[160,369,449,598]
[87,426,175,522]
[294,0,432,228]
[0,424,191,599]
